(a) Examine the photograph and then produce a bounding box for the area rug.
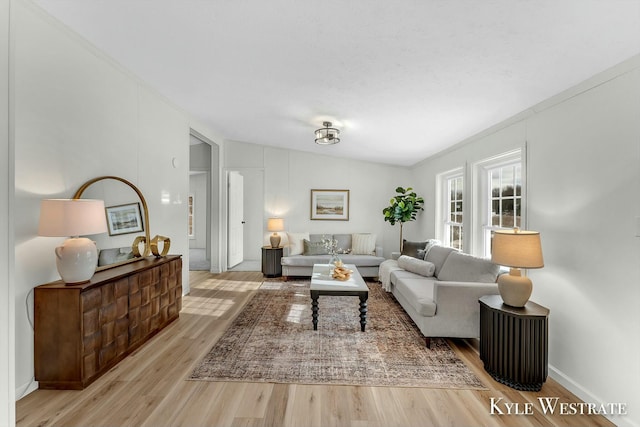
[189,279,486,389]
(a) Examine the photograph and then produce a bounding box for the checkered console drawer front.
[35,256,182,390]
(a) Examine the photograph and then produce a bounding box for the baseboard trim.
[15,378,38,401]
[549,364,638,427]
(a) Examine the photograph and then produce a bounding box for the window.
[472,149,524,258]
[437,168,464,250]
[490,164,522,229]
[446,174,464,250]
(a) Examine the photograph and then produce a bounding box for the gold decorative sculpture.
[150,235,171,257]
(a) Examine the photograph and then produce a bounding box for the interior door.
[227,171,244,268]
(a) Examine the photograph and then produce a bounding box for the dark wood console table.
[479,295,549,391]
[34,255,182,389]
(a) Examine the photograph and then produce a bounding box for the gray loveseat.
[381,242,500,347]
[281,233,385,279]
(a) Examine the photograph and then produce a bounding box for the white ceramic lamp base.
[497,268,532,307]
[55,237,99,284]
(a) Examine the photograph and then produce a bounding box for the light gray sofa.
[383,243,500,347]
[281,233,385,279]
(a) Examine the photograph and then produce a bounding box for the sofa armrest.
[433,281,499,314]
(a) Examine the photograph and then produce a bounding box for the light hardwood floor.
[17,271,615,427]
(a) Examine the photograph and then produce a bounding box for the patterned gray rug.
[189,280,486,389]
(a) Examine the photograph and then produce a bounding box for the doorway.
[227,171,243,268]
[225,168,264,271]
[189,131,220,272]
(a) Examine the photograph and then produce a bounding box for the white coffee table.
[310,263,369,332]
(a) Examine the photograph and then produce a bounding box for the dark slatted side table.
[479,294,549,391]
[262,246,283,277]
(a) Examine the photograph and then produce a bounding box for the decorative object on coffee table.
[321,235,343,266]
[331,265,352,281]
[479,295,549,391]
[491,228,544,307]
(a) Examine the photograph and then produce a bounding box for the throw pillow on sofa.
[437,251,500,283]
[303,239,328,255]
[397,255,436,277]
[401,240,428,258]
[287,232,310,256]
[352,233,376,255]
[420,239,442,259]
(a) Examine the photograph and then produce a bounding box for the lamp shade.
[491,229,544,269]
[39,199,107,237]
[267,217,284,232]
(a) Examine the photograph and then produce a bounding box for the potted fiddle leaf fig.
[382,187,425,251]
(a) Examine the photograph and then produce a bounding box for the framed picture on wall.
[105,202,144,235]
[310,189,350,221]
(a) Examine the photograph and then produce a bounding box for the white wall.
[1,0,15,424]
[12,1,221,398]
[411,56,640,427]
[224,141,412,259]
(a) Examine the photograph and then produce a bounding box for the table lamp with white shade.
[491,228,544,307]
[38,198,108,284]
[267,217,284,248]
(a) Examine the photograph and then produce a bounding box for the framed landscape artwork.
[310,189,350,221]
[105,202,144,235]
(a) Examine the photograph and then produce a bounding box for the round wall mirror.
[73,176,151,270]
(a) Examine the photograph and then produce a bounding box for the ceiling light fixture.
[315,121,340,145]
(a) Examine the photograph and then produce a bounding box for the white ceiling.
[34,0,640,166]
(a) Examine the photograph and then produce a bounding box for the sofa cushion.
[424,245,457,276]
[352,233,376,255]
[333,234,352,253]
[281,254,385,267]
[437,251,500,283]
[287,232,309,256]
[303,239,328,255]
[281,255,332,266]
[397,255,435,277]
[308,234,326,243]
[340,254,385,266]
[391,271,437,316]
[401,240,428,258]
